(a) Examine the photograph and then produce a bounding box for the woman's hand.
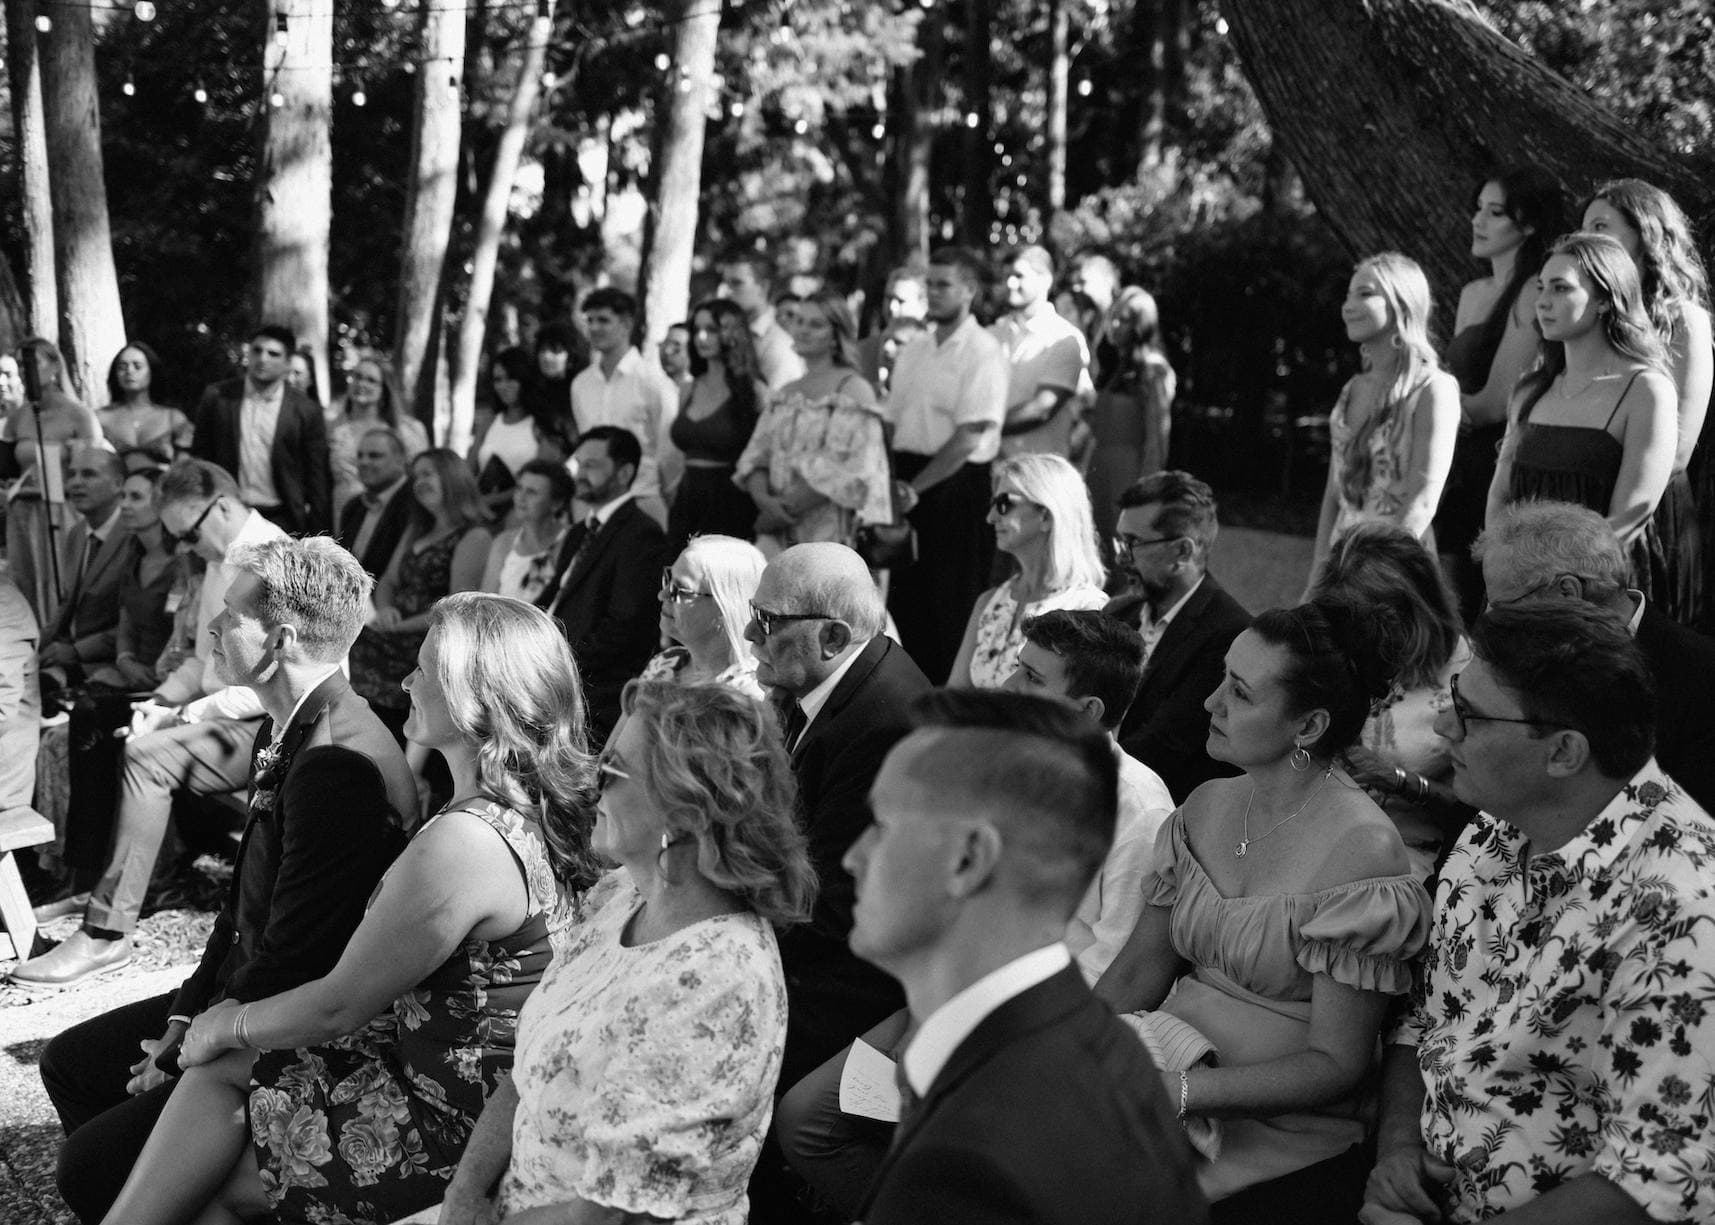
[438,1182,501,1225]
[179,1000,243,1068]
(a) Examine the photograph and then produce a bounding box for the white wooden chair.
[0,807,56,960]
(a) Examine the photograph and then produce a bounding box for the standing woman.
[4,338,102,624]
[1486,233,1677,577]
[469,346,544,519]
[1311,253,1460,572]
[1580,178,1712,627]
[330,351,430,511]
[668,298,765,549]
[1087,287,1178,546]
[735,289,892,556]
[96,343,194,474]
[1435,167,1566,618]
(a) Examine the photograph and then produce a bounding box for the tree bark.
[256,0,333,402]
[395,0,466,433]
[447,7,555,454]
[1045,0,1068,217]
[38,0,126,402]
[5,0,58,340]
[1219,0,1713,311]
[637,0,720,351]
[959,0,994,245]
[891,14,942,264]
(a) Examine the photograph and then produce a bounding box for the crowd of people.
[0,164,1709,1225]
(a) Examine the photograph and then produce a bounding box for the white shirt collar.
[87,505,123,543]
[269,665,344,746]
[363,474,409,510]
[1625,590,1646,636]
[589,347,645,382]
[902,942,1071,1095]
[222,508,285,563]
[1144,573,1205,633]
[590,488,635,527]
[750,307,777,339]
[796,640,870,728]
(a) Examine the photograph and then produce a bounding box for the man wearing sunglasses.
[13,460,286,988]
[1367,601,1715,1225]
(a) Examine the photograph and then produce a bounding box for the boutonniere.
[255,740,285,777]
[250,787,277,815]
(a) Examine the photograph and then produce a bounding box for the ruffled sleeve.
[1139,807,1187,909]
[1295,875,1431,995]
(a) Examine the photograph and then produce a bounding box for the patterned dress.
[247,800,561,1224]
[348,527,473,712]
[964,579,1108,688]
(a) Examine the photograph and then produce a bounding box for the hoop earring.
[657,832,682,884]
[1389,333,1403,350]
[1290,745,1311,772]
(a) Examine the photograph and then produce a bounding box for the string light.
[121,76,136,96]
[351,87,367,105]
[653,52,670,71]
[1076,78,1092,97]
[269,89,285,107]
[871,121,885,139]
[273,12,289,46]
[193,83,208,102]
[963,111,979,128]
[133,0,155,20]
[34,13,50,31]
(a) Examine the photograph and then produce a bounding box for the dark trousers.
[40,990,178,1223]
[1209,1143,1369,1225]
[886,456,993,684]
[62,688,141,874]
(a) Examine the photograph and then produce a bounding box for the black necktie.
[894,1057,920,1119]
[782,701,807,752]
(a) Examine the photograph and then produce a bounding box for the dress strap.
[432,798,558,916]
[1603,370,1645,433]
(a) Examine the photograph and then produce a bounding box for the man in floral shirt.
[1363,601,1715,1225]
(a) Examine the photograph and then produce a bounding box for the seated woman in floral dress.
[96,593,599,1225]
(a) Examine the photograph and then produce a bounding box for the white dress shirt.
[569,348,678,503]
[751,307,806,391]
[1068,745,1174,983]
[902,942,1071,1096]
[237,379,286,509]
[1140,575,1205,665]
[792,639,871,738]
[885,315,1010,464]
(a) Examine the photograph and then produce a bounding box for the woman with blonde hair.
[950,452,1109,688]
[96,592,599,1225]
[440,681,815,1225]
[641,534,768,699]
[330,350,431,509]
[1311,253,1460,574]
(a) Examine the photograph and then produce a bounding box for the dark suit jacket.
[169,672,416,1019]
[44,518,135,668]
[1113,573,1251,803]
[1637,605,1715,813]
[778,635,928,1084]
[191,378,331,534]
[537,498,669,735]
[337,483,418,578]
[862,965,1209,1225]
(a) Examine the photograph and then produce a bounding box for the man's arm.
[906,423,986,497]
[1360,1043,1450,1225]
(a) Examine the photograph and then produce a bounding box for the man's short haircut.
[518,457,576,506]
[70,443,127,484]
[1473,500,1629,604]
[1021,610,1145,732]
[359,425,407,458]
[575,426,642,478]
[158,457,240,509]
[1117,469,1219,557]
[905,689,1117,915]
[1471,600,1655,779]
[721,251,775,290]
[581,287,637,319]
[1009,244,1055,279]
[776,543,887,641]
[229,536,374,662]
[251,323,297,353]
[927,246,988,290]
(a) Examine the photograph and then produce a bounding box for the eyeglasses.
[659,568,710,605]
[171,496,221,547]
[1446,673,1560,738]
[749,602,831,637]
[596,753,631,795]
[990,492,1040,516]
[1113,532,1179,556]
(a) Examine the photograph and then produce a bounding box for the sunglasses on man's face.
[169,496,221,548]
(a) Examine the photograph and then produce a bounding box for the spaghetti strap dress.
[1435,325,1507,619]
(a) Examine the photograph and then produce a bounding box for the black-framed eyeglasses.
[749,602,831,637]
[659,568,710,606]
[990,492,1040,516]
[1447,673,1559,737]
[1113,532,1179,556]
[171,496,221,547]
[595,752,631,795]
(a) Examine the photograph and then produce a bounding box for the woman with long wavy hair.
[667,297,766,549]
[1310,252,1459,575]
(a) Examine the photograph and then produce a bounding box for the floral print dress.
[964,579,1109,688]
[247,800,562,1225]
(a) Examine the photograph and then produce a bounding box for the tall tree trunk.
[0,255,28,354]
[39,0,126,403]
[637,0,720,351]
[959,0,994,245]
[891,15,942,263]
[1045,0,1068,218]
[395,0,466,432]
[256,0,333,401]
[447,6,555,454]
[5,0,58,339]
[1219,0,1712,311]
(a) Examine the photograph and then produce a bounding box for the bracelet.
[233,1003,254,1050]
[1391,766,1409,794]
[1177,1068,1190,1119]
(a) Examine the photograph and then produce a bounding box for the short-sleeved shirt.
[884,315,1009,464]
[1394,761,1715,1223]
[991,305,1089,408]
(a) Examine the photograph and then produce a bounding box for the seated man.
[12,460,286,987]
[847,689,1207,1225]
[1365,600,1715,1225]
[1109,470,1250,802]
[35,535,415,1223]
[1475,498,1715,812]
[38,445,132,703]
[336,425,418,578]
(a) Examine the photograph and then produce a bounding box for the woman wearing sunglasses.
[639,533,768,700]
[949,452,1109,688]
[439,680,815,1225]
[102,593,598,1225]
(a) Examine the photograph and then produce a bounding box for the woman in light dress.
[480,459,572,604]
[640,534,768,700]
[949,452,1109,688]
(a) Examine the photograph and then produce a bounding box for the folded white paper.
[838,1037,903,1123]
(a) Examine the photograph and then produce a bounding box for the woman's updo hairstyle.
[1249,596,1390,760]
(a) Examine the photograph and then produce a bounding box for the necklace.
[1235,769,1331,858]
[1556,367,1616,400]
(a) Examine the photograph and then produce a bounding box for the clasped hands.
[1358,1142,1455,1225]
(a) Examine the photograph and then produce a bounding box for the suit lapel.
[794,637,889,762]
[84,526,133,591]
[1139,577,1220,696]
[560,502,633,597]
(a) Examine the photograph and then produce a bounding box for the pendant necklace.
[1236,769,1331,858]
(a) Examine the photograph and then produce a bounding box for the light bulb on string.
[871,121,886,140]
[34,13,50,32]
[194,83,209,103]
[963,111,979,129]
[133,0,156,21]
[1076,78,1092,97]
[381,0,400,8]
[351,88,367,106]
[541,71,557,89]
[654,52,670,72]
[729,100,745,118]
[270,90,285,108]
[122,76,136,96]
[274,13,289,47]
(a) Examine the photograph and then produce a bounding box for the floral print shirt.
[1394,761,1715,1223]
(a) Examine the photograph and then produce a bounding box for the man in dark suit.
[191,324,332,534]
[336,425,417,577]
[39,445,133,698]
[36,536,415,1224]
[538,425,668,738]
[1476,499,1715,811]
[848,689,1207,1225]
[1110,470,1251,802]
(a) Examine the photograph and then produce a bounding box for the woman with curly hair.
[667,298,766,549]
[98,592,599,1225]
[439,680,816,1225]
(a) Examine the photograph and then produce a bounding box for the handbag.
[852,420,917,570]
